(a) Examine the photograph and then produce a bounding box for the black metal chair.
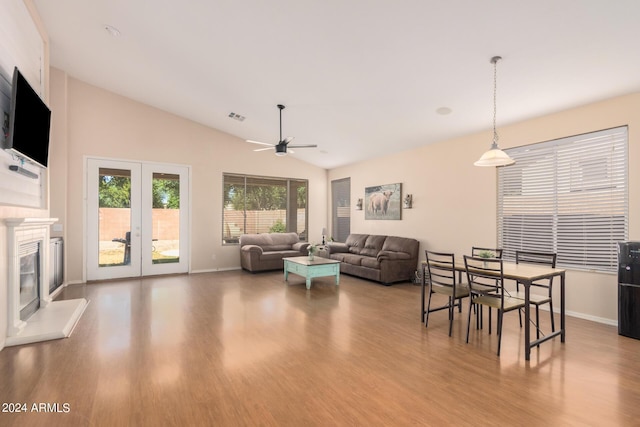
[464,255,525,356]
[514,250,557,339]
[424,251,469,336]
[112,231,131,265]
[471,246,503,259]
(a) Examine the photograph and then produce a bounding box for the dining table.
[422,259,566,360]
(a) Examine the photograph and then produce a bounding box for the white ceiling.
[33,0,640,169]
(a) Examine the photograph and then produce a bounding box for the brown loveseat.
[326,234,419,285]
[240,232,309,272]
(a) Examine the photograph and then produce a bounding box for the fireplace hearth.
[4,218,87,347]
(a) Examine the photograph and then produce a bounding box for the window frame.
[222,173,309,245]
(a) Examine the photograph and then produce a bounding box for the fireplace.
[4,218,87,347]
[19,241,41,321]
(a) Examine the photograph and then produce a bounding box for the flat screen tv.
[4,67,51,168]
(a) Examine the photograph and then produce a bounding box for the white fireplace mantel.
[4,217,87,347]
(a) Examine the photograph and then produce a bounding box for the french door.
[86,158,190,280]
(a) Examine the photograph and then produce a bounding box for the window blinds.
[498,126,628,272]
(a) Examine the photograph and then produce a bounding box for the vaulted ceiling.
[34,0,640,169]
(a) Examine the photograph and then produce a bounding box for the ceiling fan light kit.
[247,104,317,156]
[474,55,515,167]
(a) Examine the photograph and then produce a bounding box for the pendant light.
[474,56,515,167]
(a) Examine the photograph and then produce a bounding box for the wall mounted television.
[4,66,51,168]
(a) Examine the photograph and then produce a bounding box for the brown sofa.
[240,232,309,272]
[326,234,419,285]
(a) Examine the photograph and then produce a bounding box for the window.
[331,178,351,242]
[498,127,628,272]
[222,174,308,244]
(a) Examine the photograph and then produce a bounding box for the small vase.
[308,253,315,261]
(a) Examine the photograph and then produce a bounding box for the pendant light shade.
[475,56,515,167]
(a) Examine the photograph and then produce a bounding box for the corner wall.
[329,93,640,324]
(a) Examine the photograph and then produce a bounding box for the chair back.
[471,246,503,259]
[464,255,504,297]
[425,250,457,288]
[516,250,556,287]
[515,250,556,268]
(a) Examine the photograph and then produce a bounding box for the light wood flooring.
[1,270,639,426]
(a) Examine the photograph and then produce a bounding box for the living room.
[1,1,640,424]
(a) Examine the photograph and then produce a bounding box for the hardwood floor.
[1,270,639,426]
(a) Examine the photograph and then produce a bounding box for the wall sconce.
[356,198,363,210]
[403,194,413,209]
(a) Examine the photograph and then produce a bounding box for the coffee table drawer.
[308,264,339,276]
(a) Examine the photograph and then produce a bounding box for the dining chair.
[470,246,503,326]
[471,246,503,259]
[424,251,469,336]
[464,255,525,356]
[514,250,557,339]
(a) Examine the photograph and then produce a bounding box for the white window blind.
[498,126,628,272]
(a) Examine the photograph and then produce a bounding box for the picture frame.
[364,183,402,220]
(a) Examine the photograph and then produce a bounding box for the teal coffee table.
[284,256,341,290]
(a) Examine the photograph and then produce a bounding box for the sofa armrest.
[327,243,349,255]
[377,250,411,261]
[292,241,310,254]
[241,245,263,255]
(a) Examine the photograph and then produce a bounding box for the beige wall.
[48,70,328,283]
[329,93,640,324]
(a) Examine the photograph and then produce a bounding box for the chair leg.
[425,289,433,327]
[466,298,473,343]
[518,307,523,328]
[535,305,541,339]
[497,310,504,356]
[448,297,454,337]
[549,299,555,332]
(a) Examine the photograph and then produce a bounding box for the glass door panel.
[141,163,189,276]
[98,168,132,267]
[87,159,141,281]
[151,172,180,265]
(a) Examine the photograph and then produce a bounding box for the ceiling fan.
[247,104,317,156]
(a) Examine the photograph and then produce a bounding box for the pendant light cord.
[492,56,500,147]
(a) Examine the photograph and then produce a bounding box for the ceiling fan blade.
[246,139,274,146]
[253,147,274,152]
[288,144,318,148]
[283,136,295,144]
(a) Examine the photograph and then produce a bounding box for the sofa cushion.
[330,253,365,266]
[346,234,368,254]
[261,250,301,261]
[240,233,273,247]
[270,232,300,246]
[360,235,386,257]
[381,236,416,256]
[262,244,293,251]
[361,256,381,269]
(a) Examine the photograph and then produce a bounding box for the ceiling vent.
[228,112,245,122]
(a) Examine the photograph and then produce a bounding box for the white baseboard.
[536,304,617,326]
[190,267,242,274]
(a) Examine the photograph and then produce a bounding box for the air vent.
[228,112,245,122]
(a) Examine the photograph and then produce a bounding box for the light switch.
[52,224,63,232]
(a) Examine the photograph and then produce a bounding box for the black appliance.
[618,242,640,339]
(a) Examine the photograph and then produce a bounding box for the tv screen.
[5,67,51,168]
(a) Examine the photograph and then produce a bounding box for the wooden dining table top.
[423,259,566,282]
